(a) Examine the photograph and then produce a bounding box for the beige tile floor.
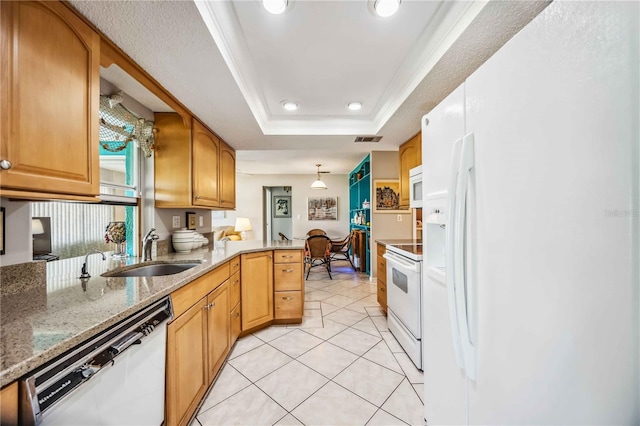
[191,263,425,426]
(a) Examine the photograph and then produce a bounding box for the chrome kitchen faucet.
[79,250,106,279]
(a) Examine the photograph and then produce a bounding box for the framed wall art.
[308,196,337,221]
[273,196,292,218]
[373,180,409,213]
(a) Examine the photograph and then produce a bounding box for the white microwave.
[409,165,422,208]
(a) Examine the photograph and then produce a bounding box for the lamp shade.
[234,218,252,232]
[32,219,45,235]
[310,179,328,190]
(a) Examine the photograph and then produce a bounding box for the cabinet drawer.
[274,263,303,291]
[229,271,240,308]
[229,256,240,275]
[274,291,302,319]
[274,250,302,264]
[171,262,230,318]
[230,303,241,345]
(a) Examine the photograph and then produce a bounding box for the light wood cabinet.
[166,297,208,426]
[219,141,236,209]
[0,1,100,201]
[230,303,241,344]
[206,281,230,381]
[154,113,235,209]
[241,251,274,331]
[274,250,304,321]
[398,133,422,209]
[0,382,18,425]
[166,263,231,426]
[377,243,387,314]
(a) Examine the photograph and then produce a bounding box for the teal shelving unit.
[349,155,371,275]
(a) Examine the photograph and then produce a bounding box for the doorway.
[263,186,293,241]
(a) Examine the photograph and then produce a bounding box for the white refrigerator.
[422,1,639,424]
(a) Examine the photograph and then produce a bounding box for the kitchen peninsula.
[0,239,304,387]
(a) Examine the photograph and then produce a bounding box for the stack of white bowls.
[172,229,194,253]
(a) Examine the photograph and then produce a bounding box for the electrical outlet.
[397,214,402,222]
[199,216,203,227]
[172,215,180,228]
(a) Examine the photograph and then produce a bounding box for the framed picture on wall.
[273,196,291,218]
[373,180,410,213]
[308,196,338,221]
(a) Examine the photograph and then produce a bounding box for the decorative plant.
[105,222,127,244]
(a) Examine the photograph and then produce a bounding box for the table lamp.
[234,218,252,240]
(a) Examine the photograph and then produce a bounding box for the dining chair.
[306,228,327,237]
[304,235,332,279]
[330,232,355,270]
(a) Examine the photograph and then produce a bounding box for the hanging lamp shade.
[311,164,328,190]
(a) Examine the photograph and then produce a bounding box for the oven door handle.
[383,252,420,273]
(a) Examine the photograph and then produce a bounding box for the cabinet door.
[207,282,230,382]
[241,251,274,330]
[0,1,100,198]
[166,298,208,426]
[219,142,236,209]
[0,382,18,425]
[398,134,421,209]
[192,119,220,207]
[230,303,241,345]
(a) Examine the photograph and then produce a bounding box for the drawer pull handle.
[233,280,239,285]
[283,255,293,258]
[380,287,385,292]
[195,195,201,200]
[282,269,294,272]
[282,296,294,301]
[235,312,240,318]
[0,160,12,170]
[205,302,216,310]
[233,263,239,267]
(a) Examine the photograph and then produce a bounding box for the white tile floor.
[191,264,424,426]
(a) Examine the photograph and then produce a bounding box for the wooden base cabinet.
[166,263,231,426]
[241,251,274,331]
[0,382,18,425]
[1,0,100,201]
[166,298,208,426]
[273,250,304,321]
[377,243,387,314]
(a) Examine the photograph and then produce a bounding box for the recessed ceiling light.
[348,102,363,111]
[263,0,288,15]
[373,0,401,17]
[282,101,298,111]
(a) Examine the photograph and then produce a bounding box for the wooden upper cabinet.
[0,1,100,200]
[398,133,422,209]
[154,113,236,209]
[192,119,220,207]
[219,141,236,209]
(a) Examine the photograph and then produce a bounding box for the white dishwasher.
[20,297,172,426]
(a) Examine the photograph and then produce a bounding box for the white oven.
[409,165,422,208]
[383,243,423,369]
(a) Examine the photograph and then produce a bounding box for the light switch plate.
[397,214,403,222]
[172,216,180,228]
[199,216,204,227]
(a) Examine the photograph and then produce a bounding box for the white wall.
[217,173,350,241]
[0,198,32,266]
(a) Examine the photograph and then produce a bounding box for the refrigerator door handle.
[446,138,465,370]
[454,133,477,381]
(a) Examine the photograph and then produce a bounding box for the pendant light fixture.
[310,164,328,190]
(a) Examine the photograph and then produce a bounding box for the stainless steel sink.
[103,262,201,277]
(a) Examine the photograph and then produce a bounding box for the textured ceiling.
[69,0,550,174]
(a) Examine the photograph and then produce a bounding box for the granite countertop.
[0,240,304,386]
